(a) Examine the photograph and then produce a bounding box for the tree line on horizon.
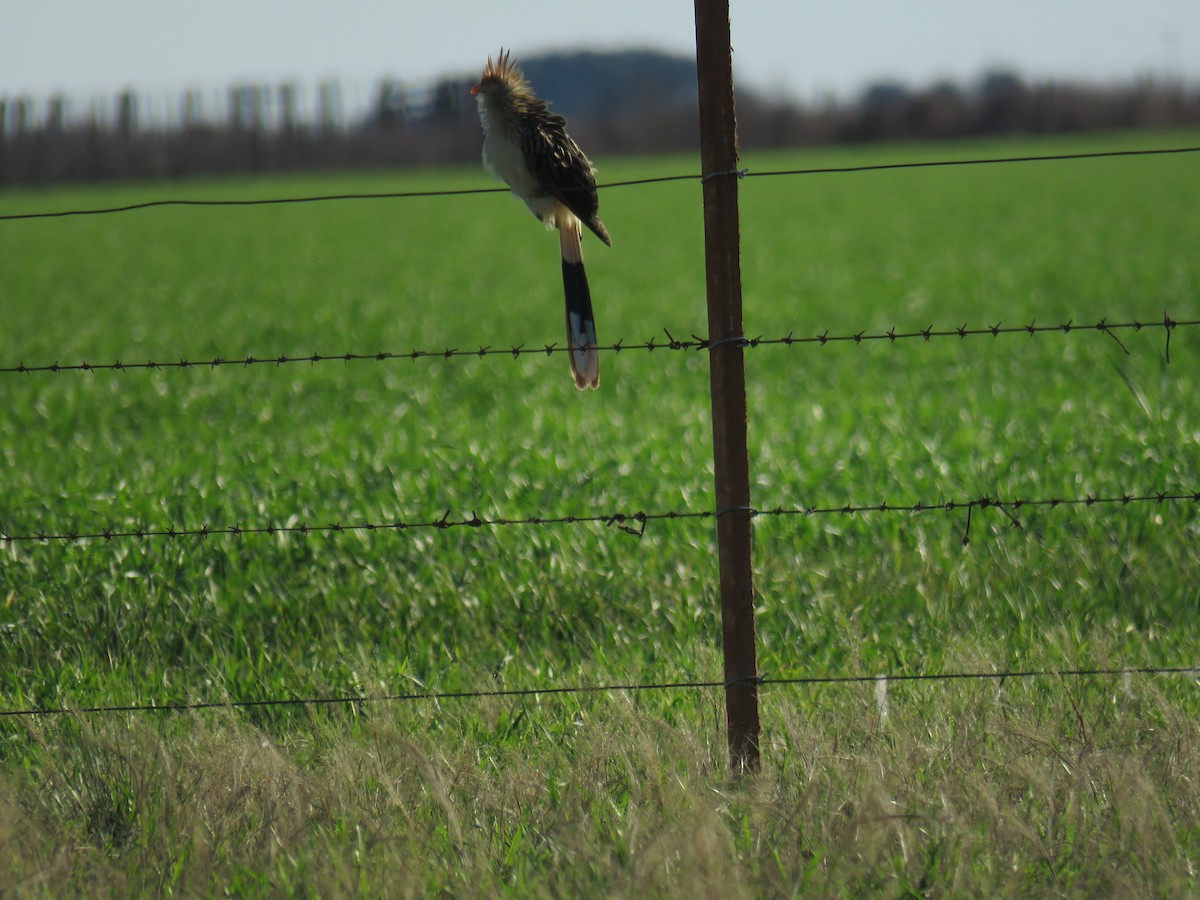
[1,49,1197,186]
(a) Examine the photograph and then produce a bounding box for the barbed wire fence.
[2,314,1193,375]
[3,490,1198,548]
[2,123,1199,728]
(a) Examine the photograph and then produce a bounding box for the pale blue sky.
[1,0,1196,102]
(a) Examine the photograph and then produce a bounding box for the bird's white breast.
[476,94,569,227]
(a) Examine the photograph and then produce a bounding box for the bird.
[471,49,611,389]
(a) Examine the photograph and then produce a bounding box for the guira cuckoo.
[471,49,611,389]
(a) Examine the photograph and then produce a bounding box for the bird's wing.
[521,113,604,234]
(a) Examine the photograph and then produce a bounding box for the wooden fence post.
[694,0,761,773]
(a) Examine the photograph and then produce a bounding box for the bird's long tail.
[559,220,599,389]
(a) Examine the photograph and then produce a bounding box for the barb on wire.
[4,489,1196,548]
[2,145,1196,222]
[2,663,1196,719]
[4,317,1193,378]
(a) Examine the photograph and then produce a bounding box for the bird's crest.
[476,48,528,93]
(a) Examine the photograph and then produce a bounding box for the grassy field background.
[2,130,1199,895]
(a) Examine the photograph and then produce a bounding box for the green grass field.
[3,131,1199,896]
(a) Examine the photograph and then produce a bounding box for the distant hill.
[513,49,697,120]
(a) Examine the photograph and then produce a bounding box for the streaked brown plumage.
[471,49,610,389]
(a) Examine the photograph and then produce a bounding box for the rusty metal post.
[693,0,761,773]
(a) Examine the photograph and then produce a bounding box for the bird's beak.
[470,82,481,95]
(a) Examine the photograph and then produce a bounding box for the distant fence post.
[117,91,137,136]
[318,80,342,133]
[279,83,299,134]
[693,0,761,773]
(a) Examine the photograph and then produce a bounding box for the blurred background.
[1,0,1198,184]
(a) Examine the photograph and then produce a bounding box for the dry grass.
[4,673,1198,897]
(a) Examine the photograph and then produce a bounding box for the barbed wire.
[4,489,1196,549]
[2,145,1196,222]
[0,507,685,544]
[2,664,1196,719]
[3,314,1192,378]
